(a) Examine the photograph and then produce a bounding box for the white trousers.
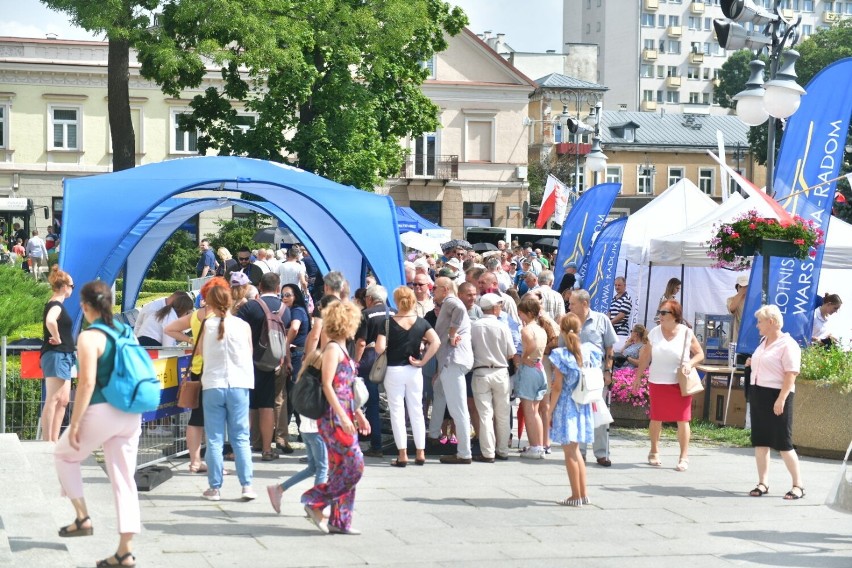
[384,365,426,450]
[472,369,511,459]
[428,362,471,459]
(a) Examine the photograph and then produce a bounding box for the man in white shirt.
[25,229,48,277]
[276,246,308,292]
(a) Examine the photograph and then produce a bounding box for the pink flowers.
[611,367,650,410]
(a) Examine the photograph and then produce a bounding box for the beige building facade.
[380,29,535,238]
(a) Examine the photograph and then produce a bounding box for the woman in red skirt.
[634,300,704,472]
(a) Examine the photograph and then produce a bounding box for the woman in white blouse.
[635,300,703,472]
[746,304,804,500]
[195,285,256,502]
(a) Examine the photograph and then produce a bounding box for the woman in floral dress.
[547,313,598,507]
[302,300,371,535]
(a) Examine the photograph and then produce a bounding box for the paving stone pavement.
[2,432,851,568]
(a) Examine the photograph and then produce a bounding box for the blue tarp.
[59,156,405,329]
[395,206,443,233]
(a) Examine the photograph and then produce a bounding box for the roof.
[533,73,608,91]
[599,111,749,148]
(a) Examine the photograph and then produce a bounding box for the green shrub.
[0,265,51,337]
[114,279,188,293]
[2,357,42,439]
[800,344,852,393]
[146,229,197,281]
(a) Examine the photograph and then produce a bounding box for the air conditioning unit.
[515,166,528,180]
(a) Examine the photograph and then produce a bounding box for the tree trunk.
[108,37,135,172]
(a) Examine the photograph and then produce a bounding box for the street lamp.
[559,92,606,189]
[715,0,804,197]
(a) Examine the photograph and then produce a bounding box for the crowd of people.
[39,235,843,566]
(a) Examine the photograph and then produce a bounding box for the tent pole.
[643,261,653,325]
[680,264,685,318]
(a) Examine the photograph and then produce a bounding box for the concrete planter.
[610,402,650,428]
[792,380,852,460]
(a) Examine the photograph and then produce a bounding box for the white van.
[465,227,561,249]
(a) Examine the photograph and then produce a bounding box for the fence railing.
[1,337,191,470]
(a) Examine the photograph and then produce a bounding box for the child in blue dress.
[547,313,599,507]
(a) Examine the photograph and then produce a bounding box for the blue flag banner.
[738,58,852,353]
[582,217,628,313]
[553,182,622,290]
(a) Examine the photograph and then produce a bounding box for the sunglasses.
[656,310,673,316]
[412,282,428,287]
[406,282,415,287]
[238,256,250,261]
[281,293,294,298]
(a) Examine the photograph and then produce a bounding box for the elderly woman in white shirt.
[746,304,804,500]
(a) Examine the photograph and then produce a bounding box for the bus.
[0,197,44,246]
[465,226,561,249]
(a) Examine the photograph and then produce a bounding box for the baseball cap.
[529,252,538,257]
[229,271,250,287]
[564,261,578,270]
[437,267,458,280]
[736,273,750,287]
[480,293,504,310]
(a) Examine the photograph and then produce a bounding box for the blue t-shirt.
[196,249,217,277]
[289,306,310,348]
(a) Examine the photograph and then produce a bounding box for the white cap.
[480,293,504,310]
[446,258,464,272]
[736,273,750,287]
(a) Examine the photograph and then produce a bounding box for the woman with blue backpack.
[54,281,144,568]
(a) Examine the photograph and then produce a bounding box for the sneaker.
[241,486,258,501]
[544,445,552,455]
[202,488,221,501]
[266,485,284,513]
[520,447,544,460]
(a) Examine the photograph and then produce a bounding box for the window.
[232,114,256,135]
[699,168,714,195]
[644,39,656,50]
[688,16,700,30]
[605,166,622,184]
[658,15,666,27]
[666,90,680,103]
[668,40,681,54]
[801,24,812,36]
[596,21,601,32]
[846,2,852,15]
[50,107,79,150]
[576,169,586,193]
[0,105,6,149]
[463,202,493,230]
[52,197,63,229]
[667,65,679,77]
[643,89,655,101]
[637,166,653,195]
[413,132,437,176]
[586,23,591,34]
[421,56,436,79]
[668,167,685,186]
[703,67,711,80]
[669,15,680,26]
[704,17,712,31]
[641,12,655,26]
[703,42,711,55]
[702,92,711,104]
[689,92,701,103]
[641,64,654,78]
[411,200,442,226]
[171,111,199,154]
[688,66,700,79]
[656,90,664,103]
[657,65,665,78]
[659,40,666,53]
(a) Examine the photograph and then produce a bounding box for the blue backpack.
[90,322,162,414]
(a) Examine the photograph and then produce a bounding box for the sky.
[2,0,563,52]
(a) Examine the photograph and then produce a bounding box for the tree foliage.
[204,213,272,257]
[146,229,198,281]
[136,0,467,189]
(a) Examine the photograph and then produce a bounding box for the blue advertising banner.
[553,182,622,290]
[582,217,628,313]
[737,58,852,353]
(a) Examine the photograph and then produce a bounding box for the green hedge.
[114,278,188,294]
[0,265,51,337]
[2,357,42,439]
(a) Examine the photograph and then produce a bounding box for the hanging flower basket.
[706,209,824,271]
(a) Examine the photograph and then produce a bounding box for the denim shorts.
[515,362,547,401]
[40,351,76,380]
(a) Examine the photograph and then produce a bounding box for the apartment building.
[563,0,850,114]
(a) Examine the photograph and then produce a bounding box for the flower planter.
[792,380,852,459]
[758,237,800,258]
[610,401,649,428]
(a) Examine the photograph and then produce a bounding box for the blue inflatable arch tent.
[59,156,405,330]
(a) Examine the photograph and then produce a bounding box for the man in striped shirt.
[608,277,632,337]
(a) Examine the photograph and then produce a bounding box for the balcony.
[644,0,659,10]
[690,2,705,14]
[689,52,704,64]
[399,154,459,179]
[667,25,683,37]
[666,76,682,88]
[555,142,591,156]
[643,48,658,61]
[641,100,658,112]
[780,8,794,19]
[824,11,841,23]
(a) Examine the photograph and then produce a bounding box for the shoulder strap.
[681,325,691,362]
[89,322,119,341]
[191,319,207,359]
[384,304,390,337]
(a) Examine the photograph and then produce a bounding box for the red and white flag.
[706,151,793,223]
[536,175,569,228]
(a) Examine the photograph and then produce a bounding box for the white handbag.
[572,366,605,405]
[825,440,852,513]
